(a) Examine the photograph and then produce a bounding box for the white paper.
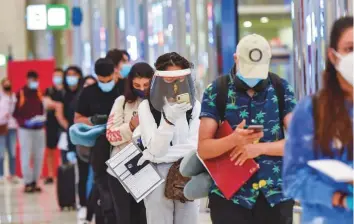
[106,142,164,203]
[308,159,354,182]
[58,132,68,151]
[29,115,47,123]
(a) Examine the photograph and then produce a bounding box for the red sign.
[7,59,55,93]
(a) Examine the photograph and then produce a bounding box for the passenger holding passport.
[198,34,297,224]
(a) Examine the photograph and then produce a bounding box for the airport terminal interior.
[0,0,353,223]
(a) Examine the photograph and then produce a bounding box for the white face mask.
[333,51,353,86]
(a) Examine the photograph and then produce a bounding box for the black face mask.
[3,86,11,92]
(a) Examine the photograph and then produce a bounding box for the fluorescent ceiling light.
[243,21,252,28]
[0,54,6,67]
[239,5,291,15]
[260,17,269,23]
[47,8,66,26]
[26,4,47,30]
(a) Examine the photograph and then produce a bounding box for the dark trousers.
[86,184,105,223]
[61,151,68,164]
[209,193,294,224]
[77,156,89,207]
[90,135,116,224]
[108,175,147,224]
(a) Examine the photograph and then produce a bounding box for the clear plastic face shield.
[150,68,196,112]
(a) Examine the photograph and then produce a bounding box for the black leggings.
[209,193,294,224]
[90,135,116,224]
[108,175,147,224]
[77,156,89,207]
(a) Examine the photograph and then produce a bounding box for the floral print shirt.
[283,96,353,224]
[200,74,296,209]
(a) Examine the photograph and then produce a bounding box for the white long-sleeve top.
[0,91,17,129]
[106,95,142,156]
[138,100,201,164]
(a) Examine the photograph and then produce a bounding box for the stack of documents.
[106,142,164,202]
[307,159,354,182]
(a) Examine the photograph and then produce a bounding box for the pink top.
[0,91,18,129]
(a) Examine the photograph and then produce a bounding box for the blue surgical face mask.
[133,88,148,99]
[53,76,63,86]
[98,80,115,92]
[236,73,262,88]
[28,81,39,90]
[120,64,132,78]
[66,76,79,87]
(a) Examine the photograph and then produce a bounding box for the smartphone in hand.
[245,125,264,133]
[176,93,190,104]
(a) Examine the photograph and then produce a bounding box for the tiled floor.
[0,180,302,224]
[0,180,212,224]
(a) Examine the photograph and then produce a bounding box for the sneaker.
[44,177,54,185]
[11,176,20,184]
[7,176,20,184]
[77,207,87,220]
[31,182,42,192]
[24,184,35,193]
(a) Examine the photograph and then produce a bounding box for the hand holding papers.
[58,132,68,151]
[106,141,164,203]
[29,115,46,123]
[307,159,354,183]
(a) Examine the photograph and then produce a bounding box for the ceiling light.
[260,17,269,23]
[243,21,252,28]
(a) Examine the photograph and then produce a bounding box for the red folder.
[200,121,259,199]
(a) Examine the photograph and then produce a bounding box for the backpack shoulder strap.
[215,75,230,122]
[269,72,285,130]
[19,89,25,108]
[186,109,193,125]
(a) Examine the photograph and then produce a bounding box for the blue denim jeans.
[0,129,17,176]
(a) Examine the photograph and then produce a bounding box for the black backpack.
[215,72,285,136]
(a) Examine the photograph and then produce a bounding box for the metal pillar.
[72,0,82,67]
[291,0,351,100]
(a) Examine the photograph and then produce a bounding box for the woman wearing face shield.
[283,16,353,224]
[106,62,154,224]
[137,52,201,224]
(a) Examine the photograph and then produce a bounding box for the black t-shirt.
[76,82,123,117]
[56,89,80,127]
[45,87,63,126]
[55,89,81,152]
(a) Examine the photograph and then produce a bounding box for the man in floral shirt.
[198,34,297,224]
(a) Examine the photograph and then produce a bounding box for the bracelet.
[162,112,175,126]
[339,193,347,208]
[129,121,135,131]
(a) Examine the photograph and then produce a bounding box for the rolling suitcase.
[57,163,76,211]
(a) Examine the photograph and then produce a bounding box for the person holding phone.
[198,34,297,224]
[283,16,353,224]
[106,62,154,224]
[137,52,201,224]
